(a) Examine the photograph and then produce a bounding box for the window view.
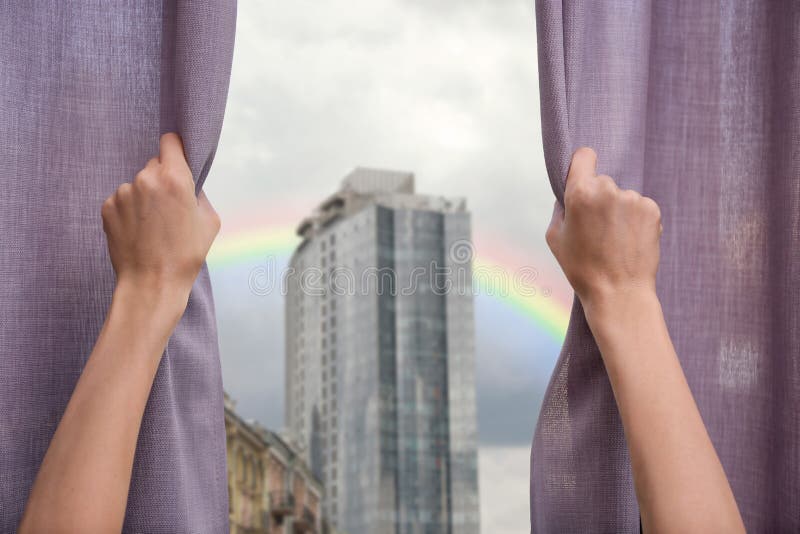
[206,1,569,532]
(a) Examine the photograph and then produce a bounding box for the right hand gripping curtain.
[530,2,799,532]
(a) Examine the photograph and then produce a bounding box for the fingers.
[115,182,133,207]
[197,190,222,239]
[563,148,621,220]
[100,194,116,229]
[157,132,195,193]
[642,196,664,237]
[159,132,188,168]
[545,200,564,253]
[595,174,618,192]
[565,147,597,191]
[550,199,564,229]
[101,183,132,230]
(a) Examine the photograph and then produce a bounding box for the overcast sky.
[204,1,568,531]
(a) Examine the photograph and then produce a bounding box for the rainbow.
[208,225,299,268]
[207,225,571,344]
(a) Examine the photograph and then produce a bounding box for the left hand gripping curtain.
[0,2,236,532]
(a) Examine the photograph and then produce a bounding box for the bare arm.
[545,148,745,533]
[19,133,220,534]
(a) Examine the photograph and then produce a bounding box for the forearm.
[19,280,185,533]
[585,290,744,534]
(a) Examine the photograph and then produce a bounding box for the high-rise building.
[285,168,480,534]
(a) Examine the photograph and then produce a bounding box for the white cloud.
[479,446,531,534]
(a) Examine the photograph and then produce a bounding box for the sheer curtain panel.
[0,2,236,532]
[531,1,799,532]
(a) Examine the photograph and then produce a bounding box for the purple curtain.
[531,1,799,532]
[0,2,236,532]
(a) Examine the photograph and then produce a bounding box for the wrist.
[581,285,661,342]
[113,274,190,327]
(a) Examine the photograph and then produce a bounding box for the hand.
[545,147,662,312]
[101,133,220,307]
[21,134,221,534]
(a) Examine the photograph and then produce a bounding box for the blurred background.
[204,1,571,532]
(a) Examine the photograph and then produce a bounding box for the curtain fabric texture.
[531,1,799,533]
[0,2,236,532]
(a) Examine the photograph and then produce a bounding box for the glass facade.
[286,171,479,534]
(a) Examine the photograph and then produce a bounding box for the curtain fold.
[0,2,236,532]
[531,1,799,532]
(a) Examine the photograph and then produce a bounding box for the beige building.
[225,393,324,534]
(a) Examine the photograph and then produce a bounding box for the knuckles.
[161,165,191,191]
[131,164,191,197]
[619,190,661,226]
[566,174,618,209]
[100,196,116,220]
[642,196,661,221]
[133,170,158,194]
[115,182,133,200]
[544,224,557,250]
[595,174,617,191]
[619,189,641,205]
[564,180,592,207]
[565,178,661,227]
[103,159,195,221]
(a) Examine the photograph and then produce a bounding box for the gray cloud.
[206,0,568,446]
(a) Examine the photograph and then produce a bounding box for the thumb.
[565,146,597,195]
[545,200,564,253]
[197,190,221,240]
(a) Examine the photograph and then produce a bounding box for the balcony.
[269,490,295,519]
[292,506,316,533]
